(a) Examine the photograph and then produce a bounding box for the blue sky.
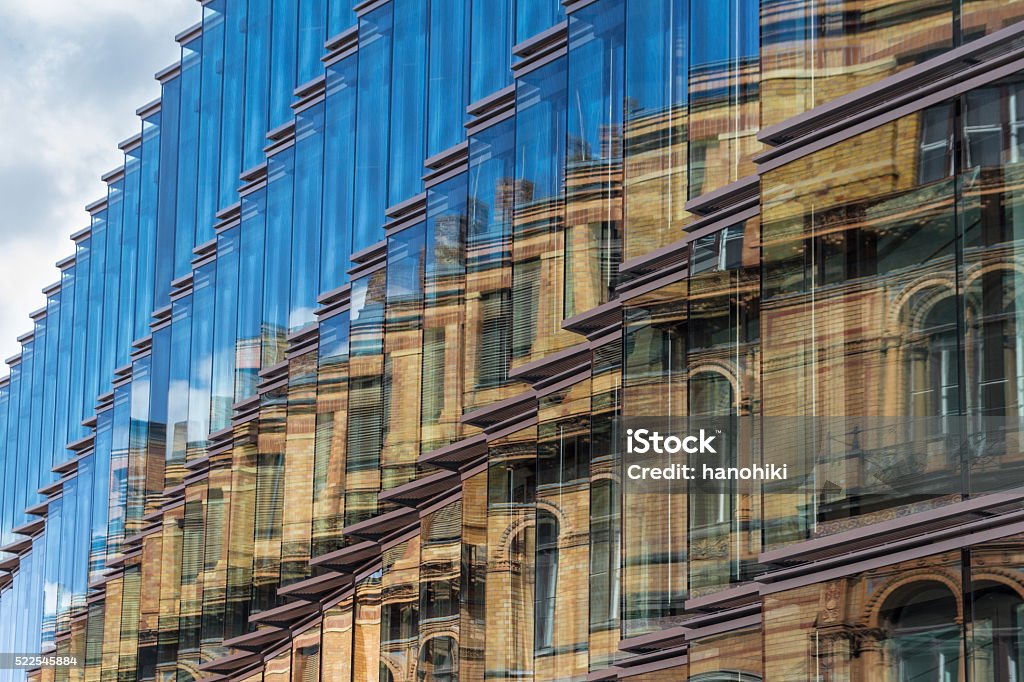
[0,0,197,361]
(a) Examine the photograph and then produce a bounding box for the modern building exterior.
[5,0,1024,680]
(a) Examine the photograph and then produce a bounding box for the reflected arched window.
[690,371,735,417]
[418,635,457,682]
[534,510,559,652]
[972,583,1024,681]
[882,582,960,682]
[908,296,959,427]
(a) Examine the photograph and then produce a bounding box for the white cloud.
[0,0,198,363]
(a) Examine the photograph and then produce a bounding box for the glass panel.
[421,176,467,452]
[534,382,590,679]
[465,118,516,413]
[512,58,571,369]
[622,278,687,637]
[137,112,160,340]
[688,0,759,198]
[242,0,272,171]
[322,598,355,680]
[764,549,961,680]
[460,471,487,680]
[175,36,202,279]
[469,0,512,104]
[211,226,240,433]
[313,313,350,557]
[298,0,327,85]
[197,0,225,245]
[380,538,420,681]
[346,269,387,525]
[269,0,299,130]
[382,224,425,490]
[485,427,536,680]
[589,341,621,670]
[291,100,325,330]
[251,384,287,614]
[388,0,427,206]
[963,0,1024,41]
[280,351,319,587]
[188,261,216,461]
[237,187,267,401]
[321,55,357,291]
[564,0,624,318]
[623,0,688,260]
[959,79,1024,496]
[119,146,141,363]
[263,147,295,366]
[761,111,958,549]
[156,76,181,309]
[166,295,192,489]
[328,0,356,38]
[515,0,564,45]
[761,0,953,128]
[353,4,393,254]
[427,0,468,157]
[219,0,247,211]
[353,570,383,679]
[418,502,461,681]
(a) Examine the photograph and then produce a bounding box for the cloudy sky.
[0,0,198,362]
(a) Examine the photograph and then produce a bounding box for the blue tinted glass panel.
[106,384,130,561]
[263,147,294,366]
[101,181,123,390]
[470,0,512,103]
[328,0,355,37]
[428,0,467,156]
[175,37,202,279]
[188,262,216,460]
[321,56,356,291]
[211,227,240,433]
[136,113,160,340]
[2,363,21,547]
[219,0,247,210]
[84,210,107,409]
[197,0,226,246]
[166,295,192,488]
[90,413,112,582]
[291,101,324,330]
[39,295,60,479]
[69,237,91,440]
[155,77,181,309]
[243,0,272,171]
[119,147,141,363]
[626,0,687,113]
[269,0,299,130]
[54,264,75,458]
[353,4,393,253]
[236,188,267,400]
[388,0,427,205]
[515,0,564,44]
[298,0,327,85]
